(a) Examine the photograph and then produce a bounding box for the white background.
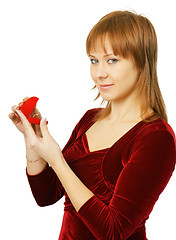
[1,0,175,239]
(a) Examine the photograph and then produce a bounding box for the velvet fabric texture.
[27,108,176,240]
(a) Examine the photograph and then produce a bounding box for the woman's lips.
[99,84,114,90]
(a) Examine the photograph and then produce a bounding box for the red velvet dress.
[26,108,176,240]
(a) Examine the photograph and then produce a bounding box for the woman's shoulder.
[74,108,102,136]
[84,107,102,116]
[80,107,102,123]
[128,118,176,160]
[136,117,176,143]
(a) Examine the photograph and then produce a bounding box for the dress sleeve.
[26,110,92,207]
[26,164,65,207]
[77,130,176,240]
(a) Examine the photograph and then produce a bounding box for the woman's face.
[88,38,140,103]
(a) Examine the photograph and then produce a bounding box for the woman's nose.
[96,63,108,79]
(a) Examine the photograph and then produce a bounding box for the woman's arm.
[9,98,48,176]
[52,157,95,211]
[9,98,92,207]
[26,164,65,207]
[26,124,79,206]
[50,130,176,239]
[26,110,90,206]
[17,109,176,239]
[75,130,176,239]
[26,143,47,175]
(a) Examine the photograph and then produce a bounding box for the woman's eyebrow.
[88,53,114,58]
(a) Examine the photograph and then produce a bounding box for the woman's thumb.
[40,118,49,137]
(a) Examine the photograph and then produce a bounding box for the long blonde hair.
[86,10,168,123]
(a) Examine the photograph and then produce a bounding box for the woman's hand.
[15,109,64,167]
[9,97,42,137]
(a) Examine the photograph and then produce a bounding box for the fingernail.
[41,118,47,125]
[16,110,21,117]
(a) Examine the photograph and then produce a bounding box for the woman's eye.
[90,58,118,64]
[108,59,118,63]
[90,59,98,64]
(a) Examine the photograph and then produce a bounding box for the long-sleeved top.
[26,108,176,240]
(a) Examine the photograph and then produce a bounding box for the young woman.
[9,10,176,240]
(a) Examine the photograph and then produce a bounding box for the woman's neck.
[106,98,142,123]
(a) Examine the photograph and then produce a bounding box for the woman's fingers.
[16,97,28,110]
[9,111,17,119]
[11,97,29,113]
[16,109,35,139]
[10,106,21,122]
[10,97,42,137]
[23,96,29,102]
[11,105,17,112]
[8,112,15,120]
[34,107,42,117]
[13,97,30,111]
[20,96,42,119]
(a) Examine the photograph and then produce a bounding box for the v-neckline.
[83,119,144,153]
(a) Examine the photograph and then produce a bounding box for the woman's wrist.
[26,156,47,176]
[26,155,42,163]
[26,147,40,160]
[25,138,48,175]
[24,135,40,159]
